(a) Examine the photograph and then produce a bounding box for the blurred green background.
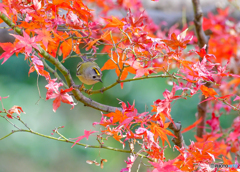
[0,51,237,172]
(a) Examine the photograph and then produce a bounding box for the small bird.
[76,56,102,86]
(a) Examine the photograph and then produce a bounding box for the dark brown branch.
[192,0,209,50]
[192,0,210,138]
[167,119,187,148]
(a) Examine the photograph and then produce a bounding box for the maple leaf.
[29,55,50,79]
[206,113,220,132]
[103,16,125,29]
[120,155,136,172]
[182,117,203,133]
[45,79,75,112]
[125,9,147,28]
[148,122,176,147]
[11,31,40,56]
[85,30,110,51]
[135,127,154,142]
[60,38,73,59]
[195,45,216,62]
[71,130,98,148]
[124,57,155,79]
[154,83,181,125]
[66,11,83,27]
[72,0,93,23]
[0,4,8,16]
[150,160,182,172]
[200,85,218,98]
[34,29,55,49]
[94,115,113,127]
[162,29,192,50]
[0,42,15,64]
[101,52,135,88]
[7,105,25,119]
[180,57,215,82]
[104,109,128,124]
[101,127,123,143]
[0,95,9,101]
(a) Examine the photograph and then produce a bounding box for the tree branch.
[192,0,210,138]
[192,0,209,50]
[166,119,187,148]
[0,128,151,160]
[82,73,179,94]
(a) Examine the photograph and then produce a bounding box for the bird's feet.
[86,85,94,95]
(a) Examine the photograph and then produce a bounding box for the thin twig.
[3,115,21,130]
[0,128,152,160]
[82,73,178,94]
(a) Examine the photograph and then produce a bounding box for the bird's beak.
[99,79,103,83]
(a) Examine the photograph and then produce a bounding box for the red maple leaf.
[7,105,25,119]
[162,29,192,50]
[0,42,15,64]
[71,130,98,148]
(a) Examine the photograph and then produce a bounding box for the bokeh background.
[0,0,239,172]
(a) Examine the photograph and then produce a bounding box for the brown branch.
[192,0,209,50]
[192,0,210,138]
[166,119,187,148]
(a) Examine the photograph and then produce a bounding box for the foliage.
[0,0,240,171]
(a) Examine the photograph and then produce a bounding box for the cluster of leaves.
[0,0,240,171]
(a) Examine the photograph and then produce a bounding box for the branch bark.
[166,119,187,148]
[192,0,209,138]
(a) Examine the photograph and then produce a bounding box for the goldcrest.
[76,56,102,85]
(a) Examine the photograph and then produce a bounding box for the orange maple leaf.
[60,38,73,59]
[181,117,203,133]
[101,52,135,88]
[148,122,176,147]
[85,30,110,51]
[200,85,218,98]
[102,16,125,29]
[104,109,128,124]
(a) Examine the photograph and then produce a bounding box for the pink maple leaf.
[150,159,182,172]
[0,95,9,101]
[0,4,9,17]
[29,55,50,79]
[135,127,154,142]
[45,79,75,112]
[71,130,98,148]
[124,57,155,78]
[11,31,40,56]
[120,155,136,172]
[206,113,220,132]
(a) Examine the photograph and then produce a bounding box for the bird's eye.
[93,76,96,79]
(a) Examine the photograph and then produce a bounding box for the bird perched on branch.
[76,56,102,88]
